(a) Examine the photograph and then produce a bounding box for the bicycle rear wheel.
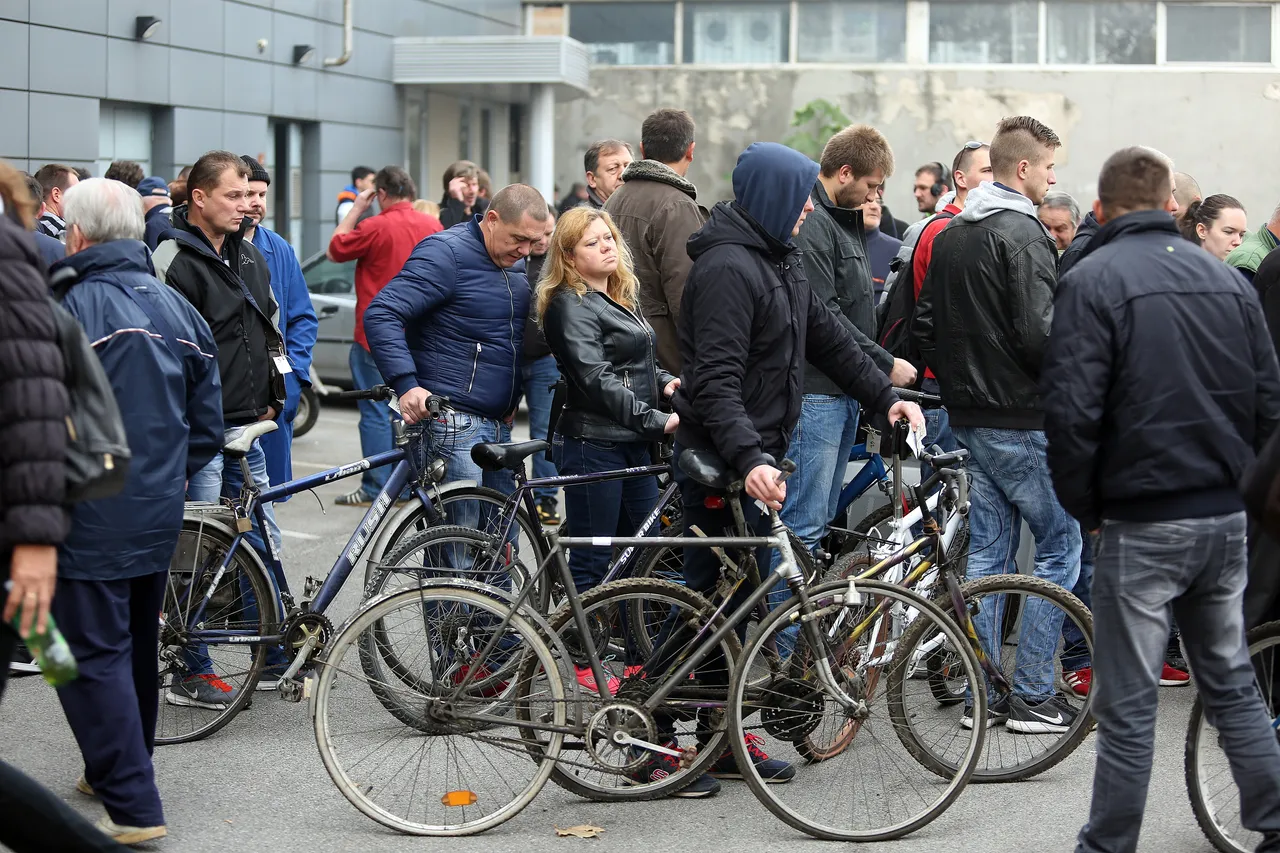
[314,585,564,836]
[731,578,983,841]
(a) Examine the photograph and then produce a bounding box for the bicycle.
[310,445,985,839]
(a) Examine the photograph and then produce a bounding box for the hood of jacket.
[687,200,789,263]
[52,239,155,282]
[957,182,1044,230]
[1080,209,1179,260]
[619,159,698,200]
[731,143,820,245]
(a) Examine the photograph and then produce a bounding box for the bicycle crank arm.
[610,731,688,761]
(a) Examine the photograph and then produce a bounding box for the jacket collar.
[811,180,865,232]
[1083,209,1180,259]
[619,159,698,200]
[168,203,245,264]
[52,239,155,280]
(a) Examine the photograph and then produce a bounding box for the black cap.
[241,155,270,185]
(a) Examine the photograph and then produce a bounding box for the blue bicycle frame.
[831,442,892,523]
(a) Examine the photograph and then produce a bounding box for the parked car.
[302,251,357,390]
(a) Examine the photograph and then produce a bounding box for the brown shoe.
[97,816,167,845]
[76,775,95,797]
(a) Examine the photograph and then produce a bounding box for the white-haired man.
[49,178,223,845]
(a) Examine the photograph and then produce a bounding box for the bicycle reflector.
[441,790,478,807]
[703,496,726,510]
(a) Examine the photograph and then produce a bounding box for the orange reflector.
[703,496,726,510]
[440,790,477,807]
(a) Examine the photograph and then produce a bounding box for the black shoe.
[536,498,560,526]
[960,694,1010,730]
[1005,695,1078,735]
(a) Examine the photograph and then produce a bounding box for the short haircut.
[169,179,188,206]
[489,184,552,225]
[187,150,251,197]
[442,160,479,193]
[23,175,43,209]
[640,109,696,165]
[103,160,144,189]
[63,178,146,243]
[952,143,990,179]
[1040,191,1081,225]
[177,165,192,181]
[351,165,375,184]
[915,162,946,184]
[584,139,632,175]
[34,163,77,200]
[375,165,416,201]
[820,125,895,180]
[477,168,491,194]
[989,116,1062,180]
[1097,146,1175,219]
[74,167,92,181]
[1173,171,1202,211]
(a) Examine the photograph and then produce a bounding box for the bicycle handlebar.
[892,387,944,407]
[333,384,395,402]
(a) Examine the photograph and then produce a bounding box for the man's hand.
[353,187,377,212]
[4,544,57,637]
[887,400,926,433]
[400,387,434,425]
[663,412,680,434]
[663,377,681,398]
[447,176,470,202]
[257,406,278,422]
[889,359,918,387]
[745,464,787,510]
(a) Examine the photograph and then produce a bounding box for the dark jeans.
[1077,513,1280,853]
[553,435,658,594]
[350,342,392,498]
[53,570,167,828]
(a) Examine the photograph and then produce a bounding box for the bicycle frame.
[832,443,892,522]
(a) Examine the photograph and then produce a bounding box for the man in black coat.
[1042,146,1280,853]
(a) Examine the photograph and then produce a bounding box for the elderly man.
[50,178,223,845]
[1039,191,1081,252]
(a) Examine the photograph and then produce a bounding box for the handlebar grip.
[892,387,944,407]
[333,385,393,402]
[775,458,797,485]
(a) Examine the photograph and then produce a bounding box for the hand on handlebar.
[888,400,926,433]
[745,464,787,510]
[400,387,434,425]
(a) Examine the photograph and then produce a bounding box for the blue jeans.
[433,410,517,522]
[919,377,956,483]
[1077,514,1280,853]
[521,355,560,504]
[553,436,658,594]
[1062,535,1095,672]
[953,425,1082,699]
[350,343,391,499]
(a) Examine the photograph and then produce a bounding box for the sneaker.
[574,665,619,696]
[334,489,374,507]
[709,733,795,783]
[1006,695,1079,735]
[452,664,509,699]
[1064,668,1092,697]
[8,641,39,676]
[1160,662,1191,686]
[536,498,561,526]
[96,816,167,845]
[76,776,95,797]
[166,674,239,710]
[626,741,721,798]
[960,694,1010,730]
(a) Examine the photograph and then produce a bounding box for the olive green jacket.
[1226,224,1279,277]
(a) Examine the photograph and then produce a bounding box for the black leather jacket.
[542,288,676,443]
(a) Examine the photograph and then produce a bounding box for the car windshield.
[303,255,356,295]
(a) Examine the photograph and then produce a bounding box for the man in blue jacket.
[1042,147,1280,853]
[241,156,318,494]
[51,178,223,845]
[364,183,549,526]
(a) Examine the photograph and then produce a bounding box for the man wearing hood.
[672,141,924,785]
[913,116,1083,734]
[1042,146,1280,853]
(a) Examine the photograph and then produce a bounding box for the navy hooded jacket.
[364,215,527,419]
[672,143,898,476]
[51,240,224,580]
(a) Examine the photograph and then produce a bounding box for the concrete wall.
[555,66,1280,227]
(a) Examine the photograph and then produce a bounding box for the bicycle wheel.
[731,578,983,841]
[894,574,1093,782]
[515,577,740,801]
[156,516,274,745]
[314,585,564,836]
[1186,620,1280,853]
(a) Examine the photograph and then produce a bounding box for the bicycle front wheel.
[731,578,983,841]
[314,585,564,836]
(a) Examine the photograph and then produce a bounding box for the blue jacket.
[33,231,65,269]
[143,203,172,250]
[51,240,224,580]
[364,216,527,419]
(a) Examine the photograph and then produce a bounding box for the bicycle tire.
[156,516,273,745]
[515,577,740,802]
[1185,620,1280,853]
[732,577,984,841]
[314,585,565,836]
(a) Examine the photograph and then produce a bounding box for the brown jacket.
[604,159,707,373]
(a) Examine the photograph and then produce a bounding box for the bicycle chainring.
[585,701,656,772]
[760,678,823,741]
[283,612,334,654]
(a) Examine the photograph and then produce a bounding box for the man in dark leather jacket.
[913,116,1084,733]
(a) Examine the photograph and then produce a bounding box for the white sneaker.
[97,816,167,845]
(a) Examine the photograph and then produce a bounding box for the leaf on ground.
[555,824,605,839]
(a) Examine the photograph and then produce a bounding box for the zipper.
[467,343,482,393]
[623,369,632,390]
[503,268,517,408]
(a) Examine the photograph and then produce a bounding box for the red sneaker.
[575,665,620,696]
[452,664,508,698]
[1064,668,1091,697]
[1160,662,1190,686]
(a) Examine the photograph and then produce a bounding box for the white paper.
[907,425,926,459]
[272,354,293,374]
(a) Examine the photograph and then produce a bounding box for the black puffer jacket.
[0,218,69,554]
[523,252,552,360]
[543,288,675,443]
[1058,211,1099,276]
[913,182,1058,429]
[153,206,284,425]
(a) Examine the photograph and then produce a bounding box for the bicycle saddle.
[677,448,739,491]
[223,421,279,458]
[471,440,549,472]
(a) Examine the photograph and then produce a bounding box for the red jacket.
[911,203,962,379]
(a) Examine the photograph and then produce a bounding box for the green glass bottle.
[5,582,78,687]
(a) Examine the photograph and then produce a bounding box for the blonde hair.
[412,198,440,218]
[535,207,638,323]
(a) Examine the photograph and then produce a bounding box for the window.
[303,257,355,295]
[569,3,676,65]
[684,3,790,64]
[929,1,1038,63]
[798,1,906,62]
[1167,3,1271,63]
[1046,2,1155,64]
[98,103,153,177]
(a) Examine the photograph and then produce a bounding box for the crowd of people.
[3,102,1280,853]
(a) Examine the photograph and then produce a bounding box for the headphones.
[928,161,949,198]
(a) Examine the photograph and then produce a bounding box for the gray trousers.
[1077,512,1280,853]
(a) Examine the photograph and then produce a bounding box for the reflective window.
[1046,2,1155,64]
[570,3,677,65]
[798,1,907,62]
[684,3,790,64]
[1167,3,1271,63]
[929,1,1039,63]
